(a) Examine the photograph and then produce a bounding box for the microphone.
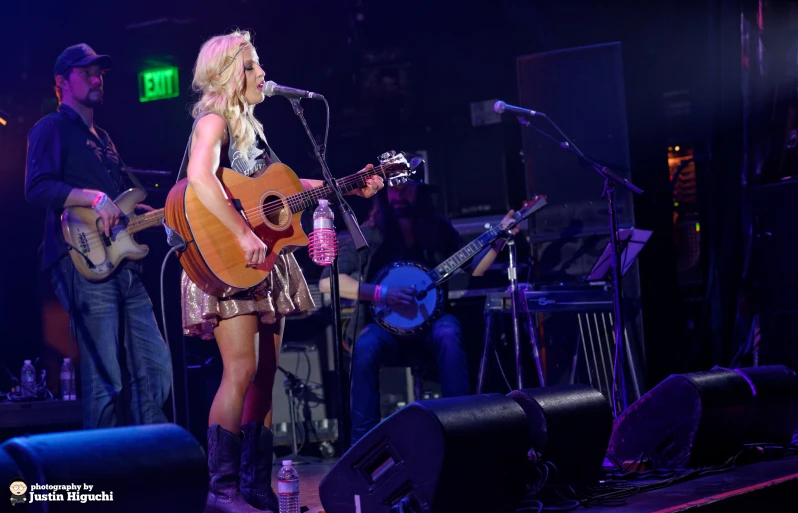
[264,80,325,100]
[494,101,544,118]
[308,198,337,266]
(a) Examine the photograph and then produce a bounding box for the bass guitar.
[370,195,548,336]
[62,188,165,281]
[164,151,418,297]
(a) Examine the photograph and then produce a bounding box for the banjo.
[370,195,548,336]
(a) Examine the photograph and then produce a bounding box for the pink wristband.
[373,285,382,303]
[91,192,108,211]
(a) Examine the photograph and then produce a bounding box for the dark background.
[1,0,796,434]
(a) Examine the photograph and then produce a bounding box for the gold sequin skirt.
[181,252,315,340]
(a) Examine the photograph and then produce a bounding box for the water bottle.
[277,460,300,513]
[60,358,76,400]
[308,199,337,266]
[21,360,36,398]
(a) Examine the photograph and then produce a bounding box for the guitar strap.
[175,113,280,184]
[117,157,146,194]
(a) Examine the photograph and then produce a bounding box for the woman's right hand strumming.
[237,229,267,267]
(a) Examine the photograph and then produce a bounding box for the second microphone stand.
[517,114,643,417]
[289,98,366,453]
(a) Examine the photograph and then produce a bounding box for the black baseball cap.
[54,43,113,78]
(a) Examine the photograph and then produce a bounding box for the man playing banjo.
[319,181,518,445]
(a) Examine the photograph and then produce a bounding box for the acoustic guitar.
[61,188,165,281]
[164,151,418,297]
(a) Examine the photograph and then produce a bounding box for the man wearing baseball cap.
[24,43,172,429]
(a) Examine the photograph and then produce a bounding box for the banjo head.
[370,261,445,336]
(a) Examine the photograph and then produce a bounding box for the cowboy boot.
[204,424,262,513]
[240,421,279,511]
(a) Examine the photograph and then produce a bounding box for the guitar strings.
[237,161,398,220]
[75,161,405,249]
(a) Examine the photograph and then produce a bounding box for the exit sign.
[138,67,179,103]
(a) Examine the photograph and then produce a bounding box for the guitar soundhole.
[261,194,290,228]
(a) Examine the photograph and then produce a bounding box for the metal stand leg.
[279,367,319,465]
[476,310,494,394]
[523,303,545,387]
[507,237,525,390]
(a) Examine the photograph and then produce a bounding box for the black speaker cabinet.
[319,394,531,513]
[507,384,613,484]
[608,369,756,469]
[0,424,207,513]
[517,42,635,238]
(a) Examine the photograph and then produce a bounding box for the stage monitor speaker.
[729,365,798,445]
[319,394,532,513]
[608,369,756,469]
[507,384,613,484]
[0,424,207,512]
[517,42,634,238]
[0,450,22,495]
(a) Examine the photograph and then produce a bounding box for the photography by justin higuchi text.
[10,479,114,506]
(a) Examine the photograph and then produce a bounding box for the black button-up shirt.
[25,104,130,271]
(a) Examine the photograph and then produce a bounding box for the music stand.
[584,227,651,408]
[586,228,652,281]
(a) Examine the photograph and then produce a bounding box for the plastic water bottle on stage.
[308,198,337,266]
[60,358,76,400]
[278,460,300,513]
[21,360,36,398]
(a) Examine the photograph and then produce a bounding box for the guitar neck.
[286,164,392,213]
[427,197,547,284]
[428,226,504,284]
[127,209,165,234]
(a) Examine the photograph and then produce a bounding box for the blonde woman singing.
[180,30,383,513]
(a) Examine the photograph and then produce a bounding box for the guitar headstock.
[501,194,549,232]
[377,151,423,186]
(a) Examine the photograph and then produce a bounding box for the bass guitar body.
[61,188,164,281]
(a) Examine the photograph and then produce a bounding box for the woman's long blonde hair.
[190,29,265,157]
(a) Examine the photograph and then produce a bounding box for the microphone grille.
[264,81,277,97]
[493,101,506,114]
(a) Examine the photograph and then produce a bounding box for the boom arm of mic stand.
[516,114,643,417]
[289,98,359,451]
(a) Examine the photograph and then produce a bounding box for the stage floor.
[295,454,798,513]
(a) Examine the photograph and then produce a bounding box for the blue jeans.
[350,313,470,444]
[51,257,172,429]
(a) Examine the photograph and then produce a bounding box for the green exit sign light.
[138,67,179,103]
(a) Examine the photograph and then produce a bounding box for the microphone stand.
[289,98,365,452]
[517,115,643,417]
